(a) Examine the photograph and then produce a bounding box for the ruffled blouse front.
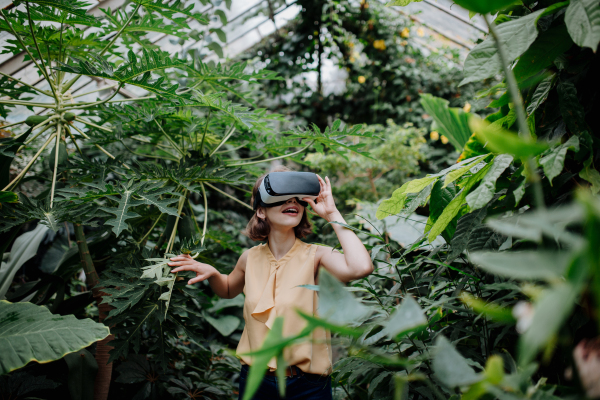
[236,238,332,375]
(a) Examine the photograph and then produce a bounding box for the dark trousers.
[238,365,333,400]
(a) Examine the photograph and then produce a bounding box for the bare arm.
[303,175,373,283]
[168,250,248,299]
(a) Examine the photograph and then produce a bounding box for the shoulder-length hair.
[244,165,313,241]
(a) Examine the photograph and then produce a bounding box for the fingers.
[303,197,316,208]
[188,275,208,285]
[170,254,192,261]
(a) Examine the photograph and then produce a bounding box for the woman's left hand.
[303,175,340,222]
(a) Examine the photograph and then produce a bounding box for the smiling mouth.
[282,208,299,215]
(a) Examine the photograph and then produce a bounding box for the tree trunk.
[74,224,113,400]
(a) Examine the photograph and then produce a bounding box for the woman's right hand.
[168,254,217,285]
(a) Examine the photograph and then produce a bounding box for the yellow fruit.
[430,131,439,141]
[401,27,410,38]
[441,135,449,144]
[463,102,472,113]
[373,39,386,50]
[358,76,366,84]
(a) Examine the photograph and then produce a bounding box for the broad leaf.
[204,314,240,337]
[0,300,109,374]
[317,268,372,326]
[579,155,600,194]
[466,154,513,210]
[447,207,487,262]
[453,0,518,14]
[519,282,580,364]
[380,296,427,339]
[420,94,471,150]
[432,336,482,388]
[526,74,555,115]
[565,0,600,51]
[470,116,548,158]
[428,162,492,242]
[557,81,588,135]
[513,25,573,83]
[540,136,579,184]
[469,251,574,280]
[460,9,547,86]
[0,225,48,299]
[376,176,437,219]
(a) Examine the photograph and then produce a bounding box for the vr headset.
[253,171,320,210]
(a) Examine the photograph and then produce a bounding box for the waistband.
[240,364,329,379]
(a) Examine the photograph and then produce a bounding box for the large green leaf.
[466,154,513,210]
[428,162,492,242]
[565,0,600,51]
[513,25,573,83]
[64,349,98,400]
[0,225,48,299]
[420,94,471,150]
[540,136,579,184]
[579,155,600,194]
[204,314,240,337]
[13,0,96,22]
[526,74,555,115]
[317,268,372,326]
[469,251,574,280]
[519,282,580,364]
[432,336,482,388]
[134,0,209,26]
[0,300,109,374]
[380,296,427,339]
[470,116,548,158]
[557,81,588,135]
[376,176,438,220]
[452,0,518,14]
[460,9,547,86]
[447,207,488,262]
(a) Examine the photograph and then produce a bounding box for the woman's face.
[256,197,304,229]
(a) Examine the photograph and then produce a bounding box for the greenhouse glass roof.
[0,0,486,124]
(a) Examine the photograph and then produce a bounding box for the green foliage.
[0,300,109,374]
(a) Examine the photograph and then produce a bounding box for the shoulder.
[236,248,252,271]
[314,244,341,261]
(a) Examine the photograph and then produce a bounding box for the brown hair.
[244,165,313,241]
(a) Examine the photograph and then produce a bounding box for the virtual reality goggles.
[253,171,320,211]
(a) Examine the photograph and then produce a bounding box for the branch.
[0,99,56,108]
[198,109,211,153]
[71,83,120,99]
[154,119,184,157]
[199,183,208,246]
[226,141,314,166]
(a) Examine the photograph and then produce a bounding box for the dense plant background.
[1,0,599,400]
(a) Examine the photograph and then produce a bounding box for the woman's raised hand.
[168,254,217,285]
[303,175,340,222]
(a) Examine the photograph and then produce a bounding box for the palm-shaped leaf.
[134,0,209,26]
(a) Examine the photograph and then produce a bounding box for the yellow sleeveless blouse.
[236,238,333,375]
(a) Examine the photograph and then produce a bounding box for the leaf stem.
[154,119,184,157]
[20,123,56,150]
[0,99,56,108]
[25,3,59,100]
[50,124,62,208]
[199,109,212,153]
[71,83,120,99]
[64,83,124,109]
[199,183,208,246]
[64,125,84,157]
[209,125,236,156]
[137,213,163,245]
[204,182,252,210]
[74,117,112,132]
[3,130,57,191]
[0,71,52,96]
[226,141,314,166]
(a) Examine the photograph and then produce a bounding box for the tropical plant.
[0,1,376,398]
[241,0,600,399]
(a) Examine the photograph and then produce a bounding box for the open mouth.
[282,206,299,215]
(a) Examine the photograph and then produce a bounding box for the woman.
[168,166,373,399]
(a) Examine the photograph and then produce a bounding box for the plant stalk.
[74,117,112,132]
[484,15,545,210]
